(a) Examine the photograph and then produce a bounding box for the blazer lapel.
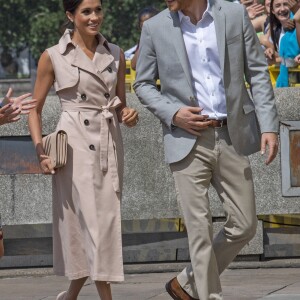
[168,11,193,91]
[211,0,226,77]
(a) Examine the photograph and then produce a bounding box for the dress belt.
[61,96,122,192]
[208,118,227,128]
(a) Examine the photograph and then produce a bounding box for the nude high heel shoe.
[56,291,67,300]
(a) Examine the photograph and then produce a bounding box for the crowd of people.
[127,0,300,87]
[0,0,294,299]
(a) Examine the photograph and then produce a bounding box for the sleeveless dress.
[46,29,124,281]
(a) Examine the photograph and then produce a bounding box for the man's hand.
[173,107,212,136]
[261,132,278,165]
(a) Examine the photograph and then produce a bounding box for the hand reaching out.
[246,3,265,20]
[0,103,22,125]
[2,88,37,115]
[287,0,300,14]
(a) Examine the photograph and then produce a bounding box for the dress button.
[84,119,90,126]
[107,67,112,73]
[104,93,110,99]
[81,94,87,101]
[89,145,95,151]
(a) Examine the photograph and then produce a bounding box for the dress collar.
[58,29,110,54]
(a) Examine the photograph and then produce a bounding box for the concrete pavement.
[1,263,300,300]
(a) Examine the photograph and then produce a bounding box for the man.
[133,0,278,299]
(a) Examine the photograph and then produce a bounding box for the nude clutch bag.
[42,130,68,169]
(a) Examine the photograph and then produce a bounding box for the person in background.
[130,7,159,70]
[265,0,300,86]
[28,0,138,299]
[240,0,265,23]
[134,0,278,298]
[251,0,275,49]
[0,88,37,258]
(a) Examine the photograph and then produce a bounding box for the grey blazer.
[133,0,279,164]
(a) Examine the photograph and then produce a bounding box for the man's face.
[165,0,192,12]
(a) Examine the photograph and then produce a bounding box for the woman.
[28,0,138,299]
[265,0,300,86]
[265,0,300,64]
[0,87,36,258]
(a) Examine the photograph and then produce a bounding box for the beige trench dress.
[47,30,124,281]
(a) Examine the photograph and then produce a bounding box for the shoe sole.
[165,281,181,300]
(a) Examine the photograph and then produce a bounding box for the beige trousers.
[170,127,257,300]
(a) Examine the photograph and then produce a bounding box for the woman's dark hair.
[138,7,159,24]
[269,0,283,52]
[62,0,103,31]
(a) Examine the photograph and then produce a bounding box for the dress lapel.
[93,43,114,75]
[71,46,98,75]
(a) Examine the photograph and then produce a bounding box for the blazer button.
[107,67,112,73]
[84,119,90,126]
[89,145,95,151]
[104,93,110,99]
[81,94,87,101]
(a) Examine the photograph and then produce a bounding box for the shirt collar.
[178,1,212,25]
[58,29,111,54]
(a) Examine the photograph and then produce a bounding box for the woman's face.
[272,0,290,23]
[67,0,103,36]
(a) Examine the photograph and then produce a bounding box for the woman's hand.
[287,0,300,14]
[39,155,55,175]
[264,47,275,60]
[0,103,22,125]
[118,107,139,127]
[247,3,265,20]
[282,19,296,31]
[3,88,37,114]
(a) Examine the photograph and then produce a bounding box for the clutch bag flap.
[42,130,68,168]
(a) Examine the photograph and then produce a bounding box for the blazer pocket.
[243,103,255,114]
[227,34,241,45]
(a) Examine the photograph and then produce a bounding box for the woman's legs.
[63,277,88,300]
[95,281,112,300]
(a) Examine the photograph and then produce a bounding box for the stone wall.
[0,89,300,267]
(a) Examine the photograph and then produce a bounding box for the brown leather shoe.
[165,277,197,300]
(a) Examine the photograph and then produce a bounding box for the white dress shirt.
[179,5,227,120]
